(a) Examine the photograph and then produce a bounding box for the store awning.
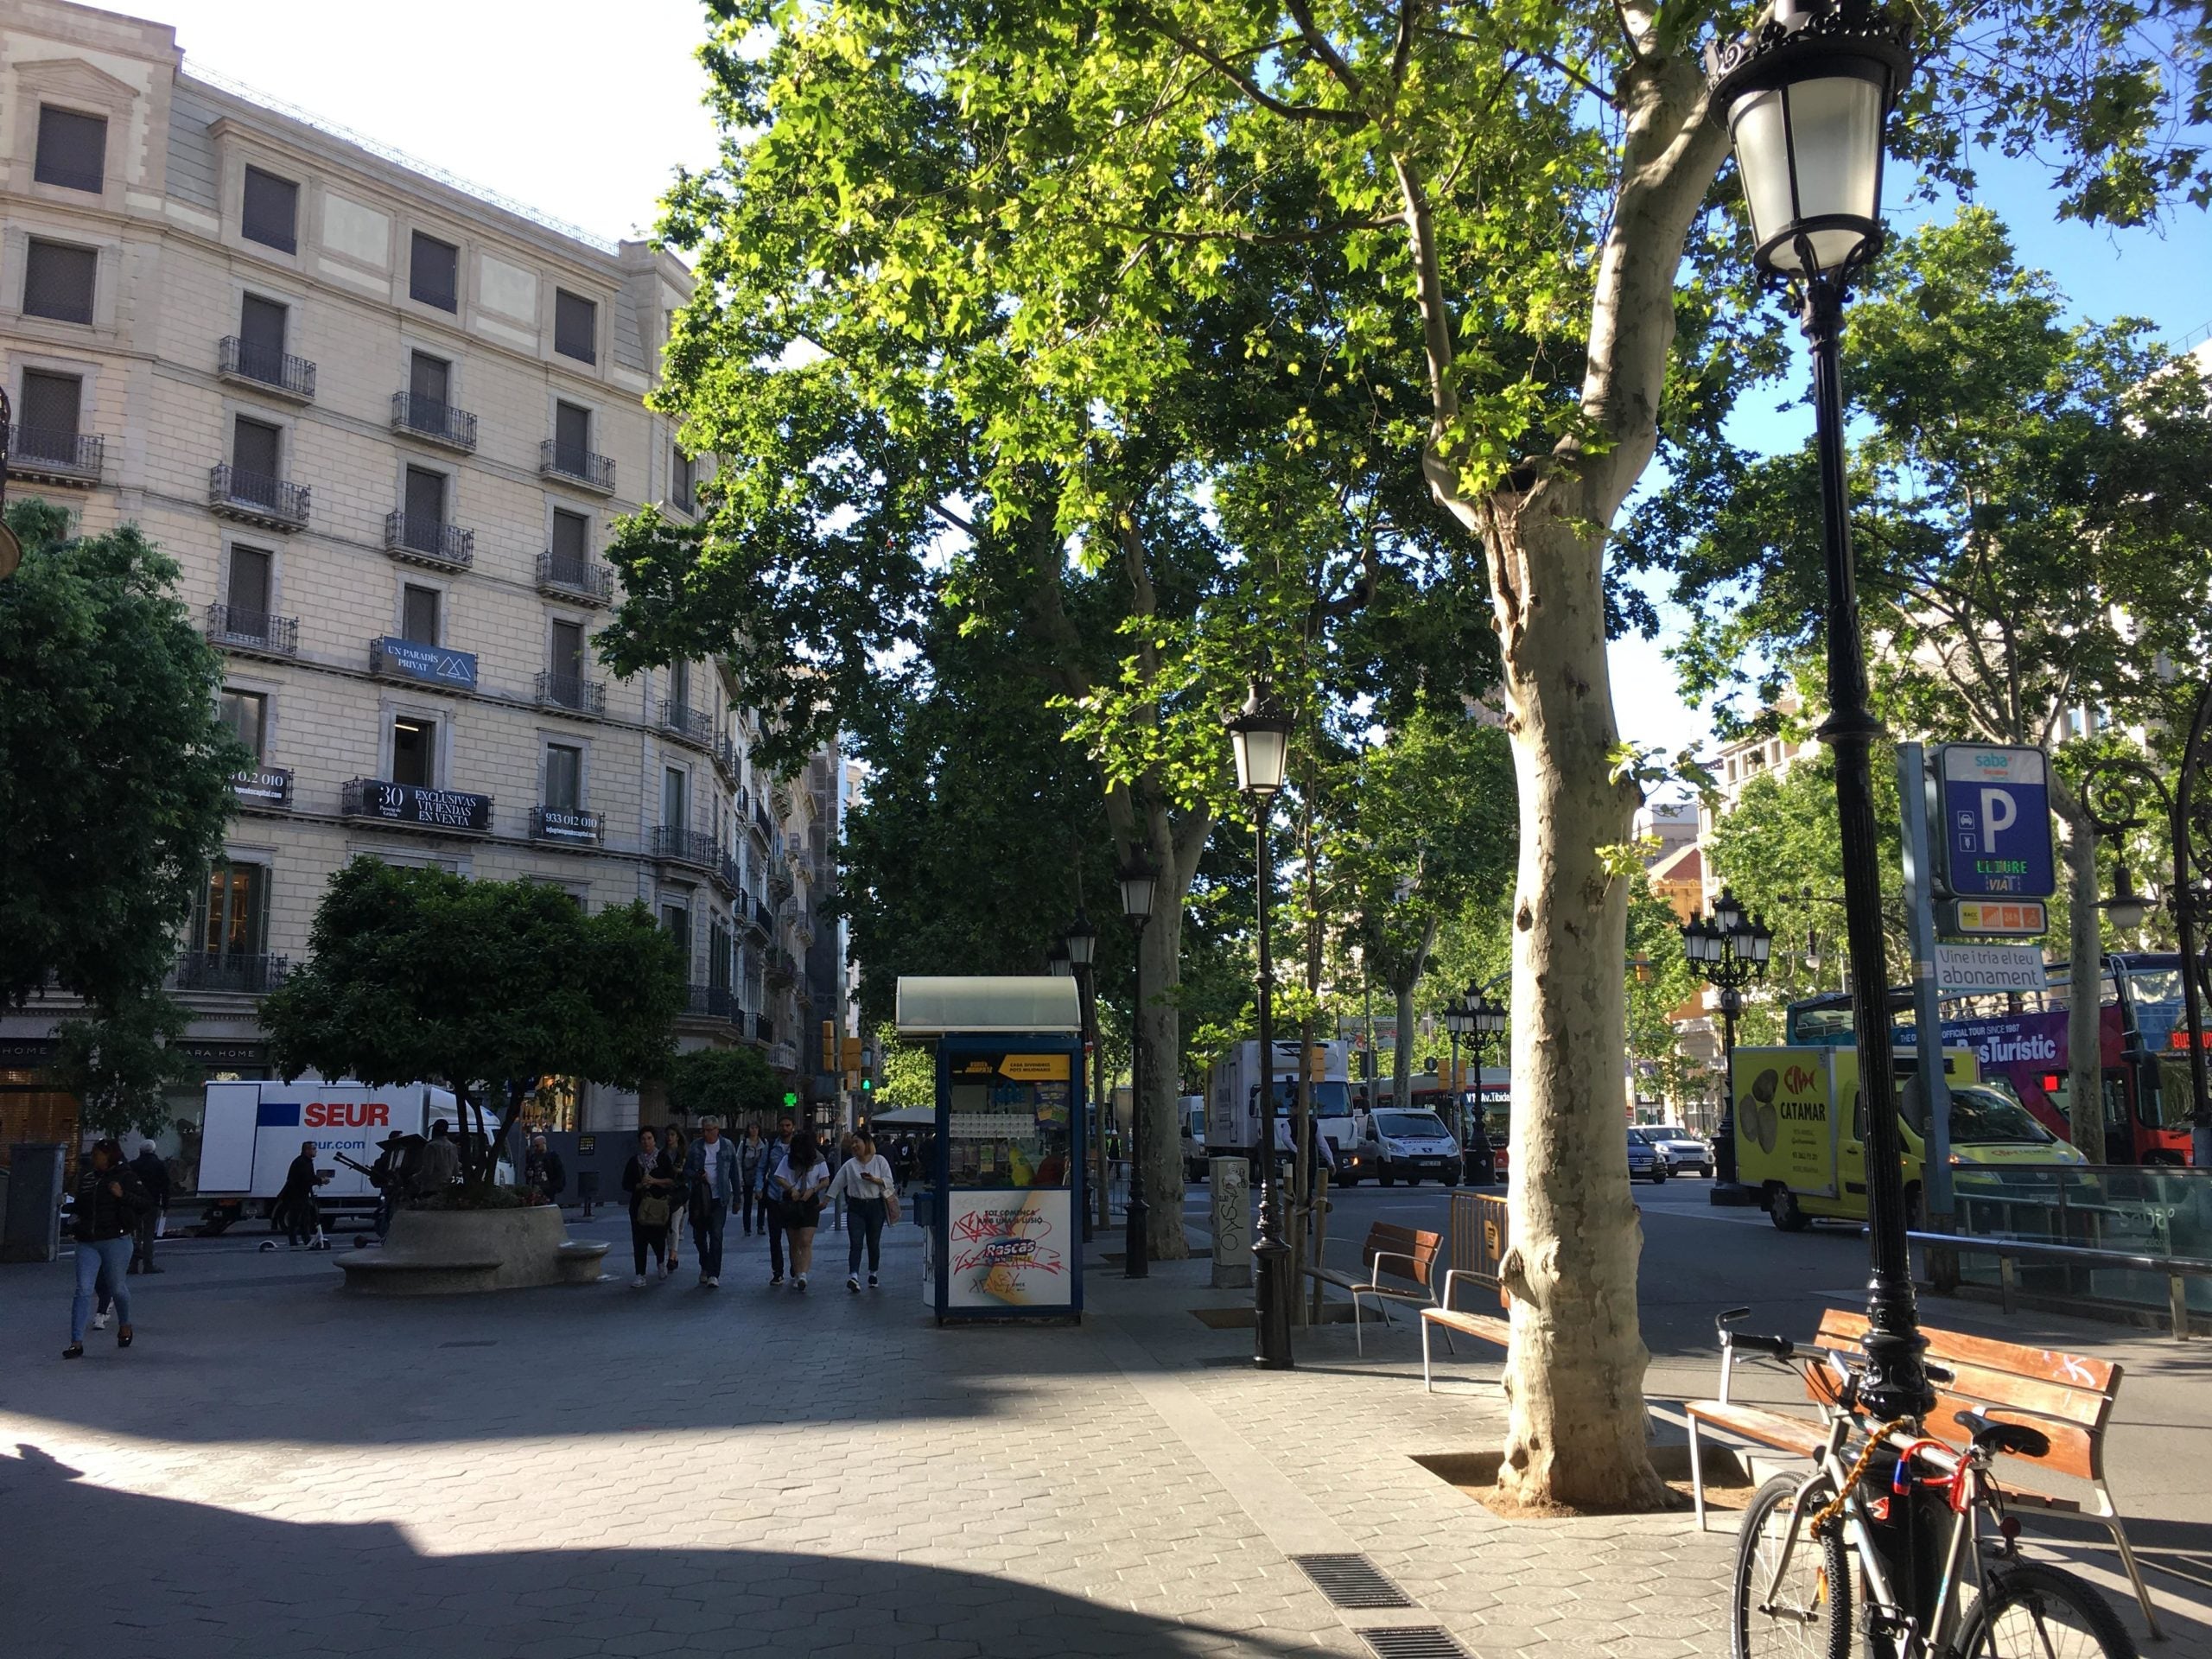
[894,976,1081,1038]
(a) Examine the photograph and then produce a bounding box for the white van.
[1179,1095,1208,1179]
[194,1077,481,1229]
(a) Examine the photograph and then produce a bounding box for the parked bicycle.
[1719,1309,2135,1659]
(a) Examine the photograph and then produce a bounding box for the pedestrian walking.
[128,1143,168,1274]
[276,1141,327,1249]
[830,1131,859,1232]
[771,1130,830,1292]
[737,1123,767,1236]
[414,1119,461,1190]
[758,1114,796,1285]
[622,1128,677,1288]
[524,1134,567,1207]
[661,1124,690,1278]
[684,1116,743,1287]
[65,1141,149,1358]
[832,1132,896,1292]
[369,1131,412,1239]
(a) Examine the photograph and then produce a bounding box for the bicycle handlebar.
[1730,1331,1795,1359]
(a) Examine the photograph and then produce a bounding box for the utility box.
[2,1143,65,1263]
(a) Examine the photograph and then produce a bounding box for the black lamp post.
[1064,912,1098,1243]
[2084,683,2212,1158]
[1443,1001,1471,1160]
[1708,0,1926,1424]
[1118,856,1160,1278]
[1225,678,1295,1370]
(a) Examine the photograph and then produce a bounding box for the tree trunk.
[2051,781,2106,1162]
[1393,982,1416,1109]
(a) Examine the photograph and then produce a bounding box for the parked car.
[1626,1127,1669,1184]
[1351,1108,1464,1187]
[1643,1124,1712,1177]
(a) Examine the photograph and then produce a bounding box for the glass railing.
[1944,1162,2212,1313]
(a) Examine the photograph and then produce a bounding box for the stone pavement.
[0,1205,2202,1659]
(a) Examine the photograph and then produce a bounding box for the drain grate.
[1291,1553,1414,1610]
[1357,1627,1468,1659]
[437,1339,498,1349]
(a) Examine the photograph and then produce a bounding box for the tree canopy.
[665,1044,781,1127]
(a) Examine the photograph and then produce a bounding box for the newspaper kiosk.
[895,976,1085,1324]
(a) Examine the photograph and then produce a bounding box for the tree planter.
[337,1204,607,1295]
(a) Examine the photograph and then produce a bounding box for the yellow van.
[1732,1046,2083,1231]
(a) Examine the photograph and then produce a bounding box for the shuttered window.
[551,509,588,563]
[34,106,106,193]
[232,416,281,480]
[23,239,96,324]
[410,350,450,407]
[554,289,596,362]
[241,166,299,252]
[410,232,459,311]
[227,545,273,616]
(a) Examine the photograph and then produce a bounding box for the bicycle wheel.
[1732,1473,1851,1659]
[1955,1561,2137,1659]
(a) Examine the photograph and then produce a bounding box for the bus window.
[2101,1071,2130,1135]
[2150,1058,2199,1129]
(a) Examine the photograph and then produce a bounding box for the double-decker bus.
[1784,952,2198,1164]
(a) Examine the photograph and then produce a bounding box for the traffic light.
[860,1075,874,1093]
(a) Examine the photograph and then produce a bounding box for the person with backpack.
[769,1130,830,1292]
[831,1132,896,1292]
[66,1141,149,1357]
[622,1127,677,1288]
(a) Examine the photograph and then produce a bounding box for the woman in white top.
[831,1133,896,1292]
[772,1131,831,1291]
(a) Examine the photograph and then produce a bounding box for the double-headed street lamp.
[1681,888,1773,1062]
[1708,0,1924,1425]
[1117,855,1160,1278]
[1225,678,1295,1370]
[1446,983,1508,1167]
[2084,677,2212,1156]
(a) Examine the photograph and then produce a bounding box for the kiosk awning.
[894,976,1081,1037]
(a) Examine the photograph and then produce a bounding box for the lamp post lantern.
[1709,0,1925,1425]
[1225,679,1295,1369]
[1117,857,1160,1279]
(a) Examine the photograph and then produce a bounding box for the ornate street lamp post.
[1225,679,1295,1369]
[1117,856,1160,1278]
[1443,1001,1471,1165]
[1709,0,1925,1424]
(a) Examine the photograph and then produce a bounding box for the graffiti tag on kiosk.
[951,1205,1052,1243]
[950,1204,1065,1278]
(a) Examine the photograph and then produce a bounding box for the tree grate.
[1357,1627,1468,1659]
[1290,1553,1415,1610]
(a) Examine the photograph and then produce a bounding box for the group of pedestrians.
[624,1115,898,1294]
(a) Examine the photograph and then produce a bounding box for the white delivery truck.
[1179,1095,1208,1180]
[1206,1040,1356,1168]
[194,1077,473,1232]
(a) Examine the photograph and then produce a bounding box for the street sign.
[1932,943,2050,994]
[1936,898,2048,938]
[1936,744,2055,901]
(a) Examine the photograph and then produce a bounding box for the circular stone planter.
[338,1204,607,1294]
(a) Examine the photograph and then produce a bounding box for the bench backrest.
[1364,1223,1443,1288]
[1815,1308,2120,1484]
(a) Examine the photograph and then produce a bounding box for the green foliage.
[1626,883,1709,1116]
[0,501,248,1009]
[875,1028,937,1110]
[664,1044,779,1125]
[264,861,686,1181]
[50,990,201,1141]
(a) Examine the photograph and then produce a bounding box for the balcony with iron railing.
[384,511,474,571]
[538,439,616,493]
[534,671,607,717]
[7,425,103,486]
[535,550,613,606]
[650,824,720,872]
[218,335,316,401]
[716,853,742,897]
[204,602,298,658]
[175,951,289,995]
[390,391,478,453]
[208,464,309,531]
[683,982,735,1022]
[658,700,715,750]
[712,732,741,785]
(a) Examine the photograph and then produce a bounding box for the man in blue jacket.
[684,1116,744,1287]
[755,1114,796,1286]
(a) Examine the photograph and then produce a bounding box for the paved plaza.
[2,1196,2208,1658]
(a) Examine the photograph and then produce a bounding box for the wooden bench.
[1420,1274,1513,1391]
[1687,1306,2160,1638]
[1303,1223,1441,1354]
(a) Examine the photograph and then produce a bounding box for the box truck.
[193,1077,477,1231]
[1205,1040,1355,1164]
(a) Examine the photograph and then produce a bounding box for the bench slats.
[1422,1308,1510,1345]
[1686,1401,1832,1460]
[1819,1308,2119,1395]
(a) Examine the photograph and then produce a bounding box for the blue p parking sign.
[1935,744,2055,901]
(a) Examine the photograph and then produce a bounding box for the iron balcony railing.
[651,824,720,870]
[7,425,102,483]
[390,391,478,453]
[208,464,309,530]
[205,602,298,657]
[713,733,741,784]
[685,983,734,1020]
[175,951,289,995]
[658,700,715,748]
[716,853,742,897]
[535,551,612,604]
[218,335,316,400]
[534,671,606,716]
[384,511,474,569]
[538,439,616,493]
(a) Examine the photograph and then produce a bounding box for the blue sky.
[157,1,2212,766]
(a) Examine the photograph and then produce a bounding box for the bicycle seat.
[1955,1408,2050,1459]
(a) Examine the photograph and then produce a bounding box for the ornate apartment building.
[0,0,829,1153]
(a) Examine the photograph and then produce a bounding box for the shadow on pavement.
[0,1441,1318,1659]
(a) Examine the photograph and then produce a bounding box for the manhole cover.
[1291,1553,1414,1610]
[1358,1628,1467,1659]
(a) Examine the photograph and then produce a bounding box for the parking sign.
[1935,744,2055,901]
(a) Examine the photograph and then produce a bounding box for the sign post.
[1936,744,2056,903]
[1897,743,1956,1219]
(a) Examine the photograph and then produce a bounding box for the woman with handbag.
[831,1132,896,1292]
[622,1127,677,1288]
[660,1123,690,1279]
[772,1130,830,1292]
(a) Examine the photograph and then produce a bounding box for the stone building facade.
[0,0,829,1163]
